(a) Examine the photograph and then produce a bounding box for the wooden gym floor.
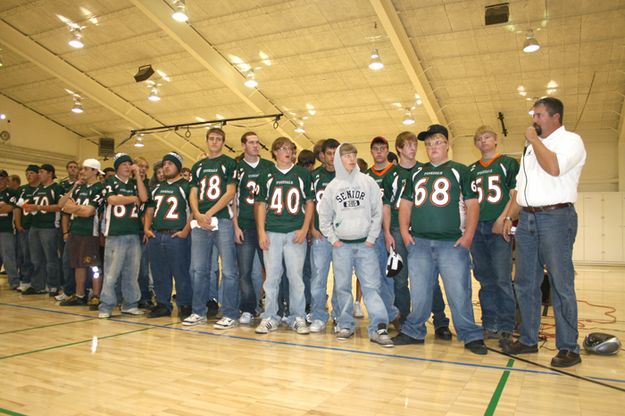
[0,266,624,415]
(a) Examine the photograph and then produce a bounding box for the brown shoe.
[501,340,538,355]
[551,350,581,368]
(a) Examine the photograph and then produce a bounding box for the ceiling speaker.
[485,3,509,26]
[98,137,115,157]
[133,64,155,83]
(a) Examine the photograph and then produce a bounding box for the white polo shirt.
[515,126,586,207]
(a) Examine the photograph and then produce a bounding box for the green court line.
[484,358,515,416]
[0,318,95,335]
[0,326,152,361]
[0,407,27,416]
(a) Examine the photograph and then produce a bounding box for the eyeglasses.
[276,146,293,152]
[425,140,448,147]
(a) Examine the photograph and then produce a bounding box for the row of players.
[0,97,585,365]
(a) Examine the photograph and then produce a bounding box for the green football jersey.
[311,166,336,230]
[367,163,398,198]
[383,162,423,229]
[256,165,313,233]
[0,188,17,233]
[469,154,519,222]
[31,182,63,229]
[15,185,38,229]
[236,158,274,230]
[401,160,477,241]
[148,178,191,231]
[59,178,77,194]
[102,175,142,236]
[69,182,104,236]
[190,154,237,219]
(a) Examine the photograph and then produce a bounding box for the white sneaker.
[55,292,69,301]
[16,282,30,292]
[306,313,313,324]
[353,302,364,318]
[336,327,354,340]
[239,312,254,325]
[255,318,279,334]
[370,326,394,348]
[98,312,111,319]
[292,317,310,335]
[309,319,326,333]
[183,313,207,326]
[214,316,238,330]
[121,307,144,315]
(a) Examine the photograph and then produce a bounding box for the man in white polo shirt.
[502,97,586,368]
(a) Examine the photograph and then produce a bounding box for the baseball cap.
[0,169,8,178]
[82,158,104,175]
[386,246,404,278]
[418,124,449,141]
[370,136,389,148]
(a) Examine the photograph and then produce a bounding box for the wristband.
[504,216,512,222]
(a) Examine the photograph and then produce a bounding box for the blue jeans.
[29,227,61,291]
[390,227,411,322]
[470,220,516,333]
[261,231,306,325]
[402,238,483,343]
[252,251,263,311]
[0,232,19,286]
[62,244,75,295]
[148,231,193,311]
[374,232,400,320]
[138,236,151,302]
[210,249,220,302]
[189,219,240,318]
[99,234,141,312]
[310,237,339,322]
[515,207,580,353]
[17,229,33,283]
[333,242,388,336]
[432,279,449,329]
[303,241,312,307]
[236,228,263,314]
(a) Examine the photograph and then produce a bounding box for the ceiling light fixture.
[244,70,258,88]
[0,56,4,67]
[71,97,83,113]
[134,135,145,148]
[368,48,384,71]
[172,0,189,22]
[148,87,161,101]
[294,122,305,133]
[522,30,540,53]
[68,28,84,49]
[402,109,415,125]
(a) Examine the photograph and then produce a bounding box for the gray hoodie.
[318,143,382,244]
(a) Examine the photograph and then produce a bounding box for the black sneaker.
[435,326,452,341]
[60,295,87,306]
[551,350,581,368]
[148,303,171,318]
[206,298,219,318]
[138,300,154,310]
[391,332,424,345]
[21,287,44,295]
[48,288,59,297]
[465,340,488,355]
[498,332,513,348]
[501,340,538,355]
[179,305,192,321]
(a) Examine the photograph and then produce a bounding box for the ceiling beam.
[369,0,446,128]
[0,19,198,161]
[129,0,311,149]
[617,94,625,192]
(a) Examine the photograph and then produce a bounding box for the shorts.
[67,234,102,268]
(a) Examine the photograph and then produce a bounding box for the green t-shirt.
[256,165,313,233]
[190,154,237,219]
[383,162,423,229]
[148,178,191,231]
[0,188,17,233]
[311,166,336,230]
[236,158,274,230]
[469,154,519,222]
[15,184,38,229]
[69,182,104,236]
[401,160,477,241]
[31,182,63,229]
[102,175,142,236]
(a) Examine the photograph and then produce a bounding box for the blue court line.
[2,301,624,385]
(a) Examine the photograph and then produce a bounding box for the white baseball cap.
[82,158,104,175]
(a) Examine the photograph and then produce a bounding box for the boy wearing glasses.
[255,137,314,335]
[393,125,487,355]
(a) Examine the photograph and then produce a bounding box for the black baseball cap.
[418,124,449,141]
[0,169,8,178]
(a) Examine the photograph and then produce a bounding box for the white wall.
[0,95,80,180]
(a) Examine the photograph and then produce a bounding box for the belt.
[522,203,572,213]
[155,229,182,234]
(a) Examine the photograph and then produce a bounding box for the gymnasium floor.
[0,266,623,415]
